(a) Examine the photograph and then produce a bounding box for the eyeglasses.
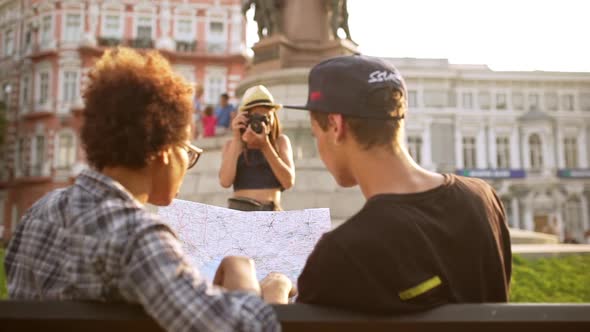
[181,142,203,170]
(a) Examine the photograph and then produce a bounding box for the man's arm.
[120,225,279,332]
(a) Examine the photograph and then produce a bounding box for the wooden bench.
[1,301,588,332]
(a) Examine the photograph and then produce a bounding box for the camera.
[241,113,270,134]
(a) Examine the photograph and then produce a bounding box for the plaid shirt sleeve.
[119,224,280,332]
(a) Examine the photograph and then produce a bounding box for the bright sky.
[246,0,590,72]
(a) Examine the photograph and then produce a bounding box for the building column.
[477,127,487,169]
[543,130,556,171]
[579,126,588,168]
[511,126,521,168]
[422,118,434,170]
[488,126,497,169]
[523,197,534,231]
[455,126,463,169]
[581,194,590,234]
[556,124,565,169]
[511,197,520,229]
[521,131,530,170]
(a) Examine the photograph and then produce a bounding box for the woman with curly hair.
[4,48,293,331]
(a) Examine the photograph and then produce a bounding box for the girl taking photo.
[219,85,295,211]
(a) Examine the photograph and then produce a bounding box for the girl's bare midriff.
[233,188,281,205]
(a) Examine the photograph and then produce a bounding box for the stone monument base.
[248,34,358,75]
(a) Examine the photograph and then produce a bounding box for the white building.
[184,57,590,243]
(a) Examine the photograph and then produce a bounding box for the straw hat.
[238,85,282,112]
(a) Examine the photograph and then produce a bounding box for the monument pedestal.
[247,34,358,75]
[186,0,365,220]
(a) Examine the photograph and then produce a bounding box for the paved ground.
[512,244,590,258]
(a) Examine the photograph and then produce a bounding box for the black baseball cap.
[285,54,407,119]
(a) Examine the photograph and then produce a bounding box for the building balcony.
[176,40,197,53]
[33,100,53,114]
[36,40,57,52]
[129,38,154,49]
[207,42,226,54]
[97,37,123,47]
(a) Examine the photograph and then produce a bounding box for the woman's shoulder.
[277,133,291,144]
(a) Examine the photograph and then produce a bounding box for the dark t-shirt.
[297,174,511,313]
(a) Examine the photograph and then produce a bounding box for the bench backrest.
[1,301,589,332]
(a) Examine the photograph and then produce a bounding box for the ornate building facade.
[0,0,247,242]
[277,58,590,243]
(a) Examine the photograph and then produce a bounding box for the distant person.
[215,93,235,135]
[276,55,511,313]
[202,105,217,137]
[219,85,295,211]
[4,48,293,331]
[193,83,205,139]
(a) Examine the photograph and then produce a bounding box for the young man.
[4,48,292,331]
[215,93,236,134]
[286,55,511,313]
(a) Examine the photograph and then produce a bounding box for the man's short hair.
[221,93,229,99]
[82,48,193,170]
[311,86,405,151]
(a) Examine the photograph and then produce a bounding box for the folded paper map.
[158,199,331,283]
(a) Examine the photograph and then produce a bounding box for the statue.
[242,0,284,39]
[328,0,351,40]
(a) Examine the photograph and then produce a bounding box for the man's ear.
[153,147,172,166]
[328,113,347,144]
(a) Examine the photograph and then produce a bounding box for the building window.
[20,75,30,109]
[496,136,511,169]
[56,133,75,168]
[62,71,78,103]
[563,197,583,242]
[462,136,477,169]
[24,24,33,49]
[39,72,50,106]
[496,93,507,110]
[64,14,82,42]
[562,94,574,111]
[136,17,152,40]
[41,15,52,43]
[408,90,418,108]
[176,18,193,40]
[529,134,543,170]
[208,21,225,53]
[103,14,121,37]
[206,74,225,104]
[564,137,578,169]
[407,136,422,165]
[32,135,45,175]
[4,29,14,56]
[528,93,539,111]
[462,92,473,109]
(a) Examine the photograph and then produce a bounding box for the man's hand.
[213,256,261,296]
[241,123,270,150]
[260,272,297,304]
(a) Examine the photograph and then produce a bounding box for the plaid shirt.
[5,169,279,332]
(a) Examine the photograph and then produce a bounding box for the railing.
[0,301,588,332]
[175,40,197,53]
